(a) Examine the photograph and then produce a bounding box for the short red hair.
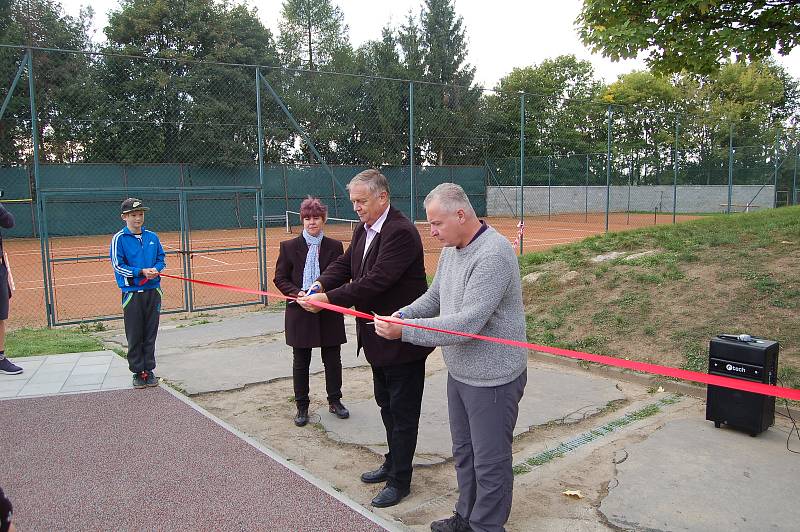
[299,196,328,219]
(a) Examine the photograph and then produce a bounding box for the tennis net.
[285,210,361,240]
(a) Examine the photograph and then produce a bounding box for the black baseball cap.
[121,198,149,214]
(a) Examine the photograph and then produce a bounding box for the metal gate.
[39,187,267,326]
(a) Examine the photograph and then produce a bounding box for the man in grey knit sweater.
[375,183,527,532]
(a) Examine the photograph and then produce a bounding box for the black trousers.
[123,289,161,374]
[371,358,426,491]
[292,345,343,408]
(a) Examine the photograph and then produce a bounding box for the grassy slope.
[520,206,800,389]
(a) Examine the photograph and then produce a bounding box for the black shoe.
[145,371,159,387]
[133,372,147,389]
[360,463,390,484]
[328,399,350,419]
[430,512,472,532]
[0,357,23,375]
[294,406,309,427]
[370,485,409,508]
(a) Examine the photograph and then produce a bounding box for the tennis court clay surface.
[0,383,389,531]
[6,213,699,327]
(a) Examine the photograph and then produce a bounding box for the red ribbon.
[147,272,800,402]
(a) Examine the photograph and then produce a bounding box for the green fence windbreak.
[0,165,34,237]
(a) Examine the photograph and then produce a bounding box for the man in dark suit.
[299,169,433,508]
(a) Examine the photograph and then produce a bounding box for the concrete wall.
[487,185,776,216]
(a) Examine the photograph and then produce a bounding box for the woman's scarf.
[301,229,323,291]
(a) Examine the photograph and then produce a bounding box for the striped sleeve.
[110,231,136,278]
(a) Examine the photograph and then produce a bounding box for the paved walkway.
[0,351,131,398]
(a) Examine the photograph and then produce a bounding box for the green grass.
[7,327,104,357]
[519,206,800,391]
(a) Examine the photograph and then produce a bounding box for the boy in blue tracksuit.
[110,198,165,389]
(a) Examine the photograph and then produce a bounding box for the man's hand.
[374,314,403,340]
[142,268,160,280]
[298,292,328,313]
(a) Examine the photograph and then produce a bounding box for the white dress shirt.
[363,205,390,260]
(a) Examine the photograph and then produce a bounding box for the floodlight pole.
[519,92,525,254]
[254,67,267,303]
[605,105,613,232]
[409,81,415,222]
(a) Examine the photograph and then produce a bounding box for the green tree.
[278,0,349,70]
[0,0,94,164]
[417,0,481,165]
[349,27,408,166]
[577,0,800,75]
[603,71,680,184]
[483,55,606,169]
[92,0,278,166]
[397,12,425,80]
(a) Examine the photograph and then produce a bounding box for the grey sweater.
[400,226,527,387]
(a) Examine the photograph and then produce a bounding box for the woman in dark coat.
[273,197,348,427]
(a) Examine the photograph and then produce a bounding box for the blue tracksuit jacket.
[110,226,166,293]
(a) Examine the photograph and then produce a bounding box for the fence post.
[627,157,632,225]
[605,105,613,232]
[28,49,53,326]
[673,115,679,223]
[585,153,589,223]
[254,67,267,302]
[547,155,552,220]
[518,92,525,254]
[793,146,798,206]
[727,124,734,214]
[773,129,780,208]
[409,81,415,222]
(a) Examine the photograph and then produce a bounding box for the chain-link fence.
[1,46,798,325]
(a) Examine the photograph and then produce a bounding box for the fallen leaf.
[562,489,584,499]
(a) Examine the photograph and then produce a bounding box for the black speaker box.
[705,335,779,436]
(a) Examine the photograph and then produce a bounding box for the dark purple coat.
[317,206,433,367]
[273,235,347,349]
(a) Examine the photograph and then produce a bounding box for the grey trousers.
[447,370,527,532]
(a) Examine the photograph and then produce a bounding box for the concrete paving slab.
[0,351,131,399]
[41,353,81,364]
[321,364,625,463]
[157,341,369,395]
[0,381,24,396]
[152,316,363,395]
[35,362,78,374]
[75,354,114,365]
[27,369,73,384]
[105,311,287,351]
[18,382,64,396]
[599,417,800,531]
[70,363,111,376]
[101,375,133,390]
[64,373,105,387]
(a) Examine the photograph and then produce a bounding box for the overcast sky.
[60,0,800,88]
